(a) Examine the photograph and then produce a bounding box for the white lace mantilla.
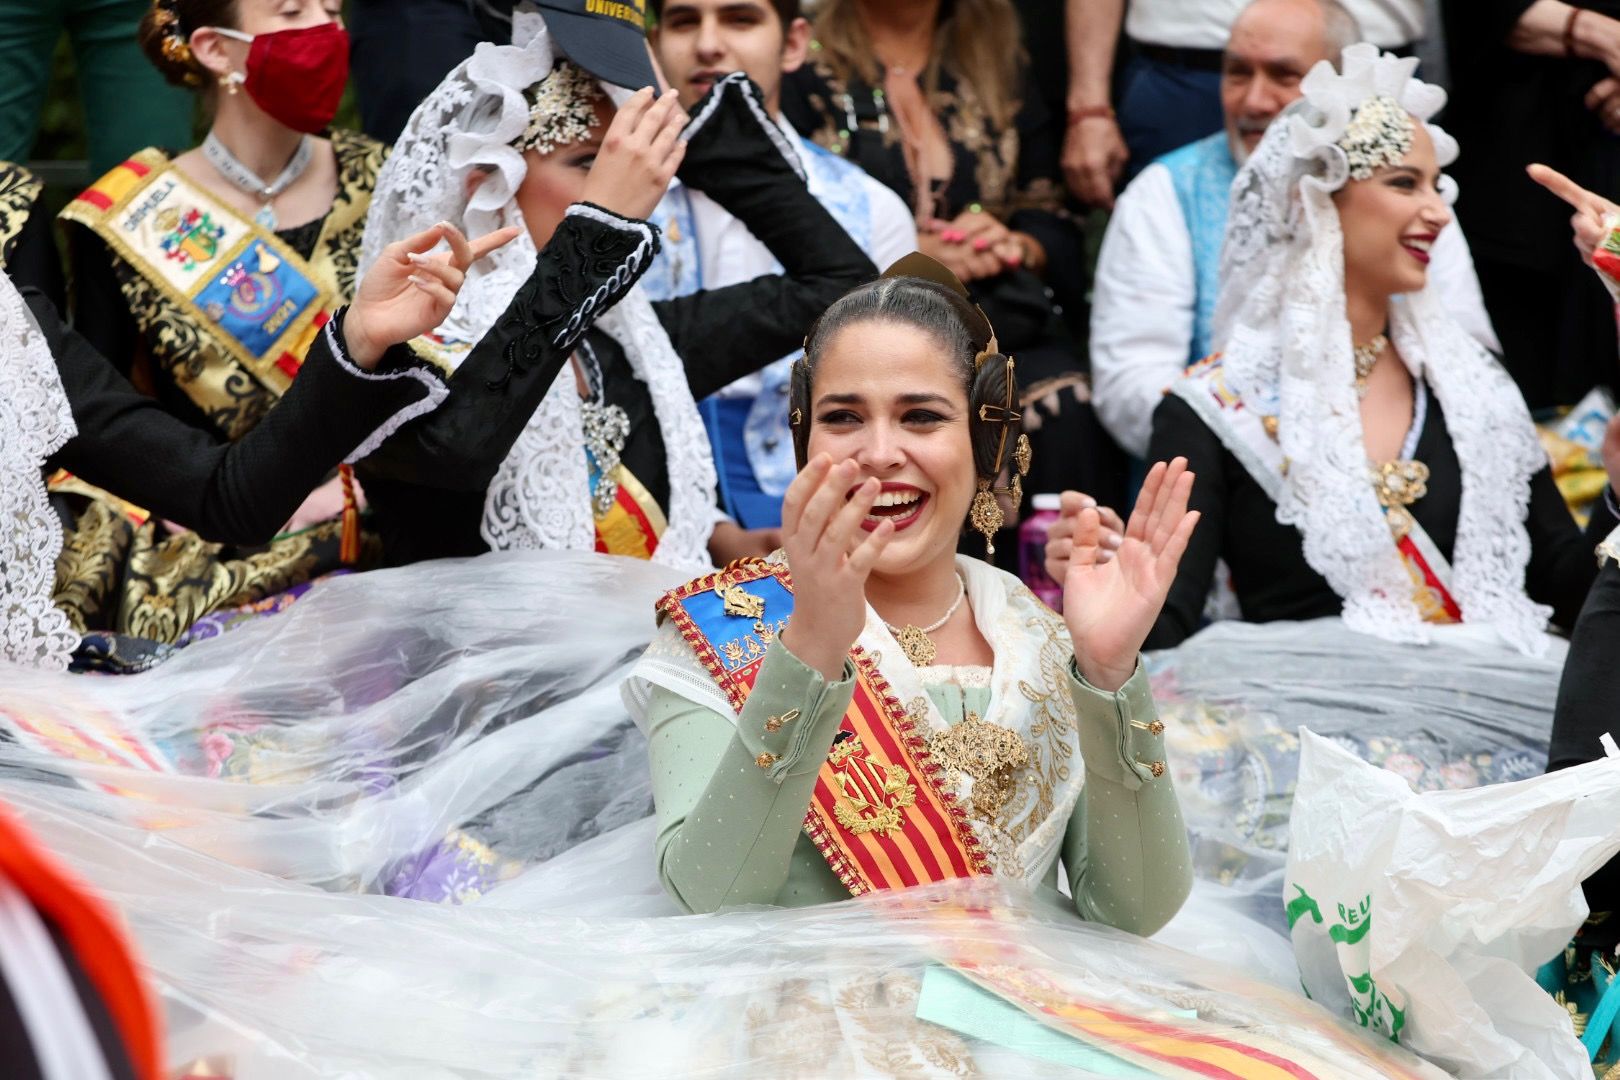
[362,9,716,571]
[0,276,78,669]
[1209,45,1549,654]
[625,555,1084,884]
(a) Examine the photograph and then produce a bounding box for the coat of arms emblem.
[158,207,226,271]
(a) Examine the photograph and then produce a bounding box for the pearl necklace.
[882,575,967,667]
[202,131,313,231]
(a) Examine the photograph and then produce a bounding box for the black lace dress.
[357,76,877,566]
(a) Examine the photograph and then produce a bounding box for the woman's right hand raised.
[778,457,895,681]
[1528,163,1620,269]
[579,87,687,223]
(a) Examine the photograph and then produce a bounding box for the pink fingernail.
[1004,254,1022,267]
[408,275,428,288]
[407,251,429,265]
[973,238,989,251]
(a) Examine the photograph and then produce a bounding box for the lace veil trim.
[1211,45,1548,653]
[361,9,715,571]
[0,276,79,669]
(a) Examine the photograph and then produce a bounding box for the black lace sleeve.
[652,73,877,399]
[38,289,445,544]
[355,204,658,491]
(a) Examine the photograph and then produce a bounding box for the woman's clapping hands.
[1059,458,1199,692]
[778,457,895,681]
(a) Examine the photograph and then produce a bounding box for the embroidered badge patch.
[158,206,226,271]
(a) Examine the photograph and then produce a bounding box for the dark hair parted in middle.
[789,275,1020,483]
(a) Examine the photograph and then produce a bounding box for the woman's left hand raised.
[1062,457,1199,692]
[343,222,522,370]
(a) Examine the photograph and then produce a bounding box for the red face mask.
[216,23,350,134]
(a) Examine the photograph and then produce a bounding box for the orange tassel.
[338,464,361,565]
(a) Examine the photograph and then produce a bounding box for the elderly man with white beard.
[1088,0,1500,458]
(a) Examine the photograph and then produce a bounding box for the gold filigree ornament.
[1370,459,1430,540]
[1352,333,1389,398]
[928,712,1031,820]
[967,355,1024,557]
[882,575,966,667]
[714,581,765,620]
[764,708,800,734]
[970,480,1004,554]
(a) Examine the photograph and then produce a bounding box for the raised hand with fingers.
[1063,458,1199,692]
[1044,490,1126,582]
[778,456,897,681]
[1528,163,1620,270]
[343,222,522,369]
[580,86,689,222]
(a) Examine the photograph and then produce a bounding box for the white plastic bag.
[1285,728,1620,1079]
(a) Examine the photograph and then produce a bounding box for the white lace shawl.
[1212,45,1550,654]
[623,555,1085,885]
[0,275,78,670]
[360,9,717,571]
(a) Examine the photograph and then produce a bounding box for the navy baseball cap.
[537,0,659,91]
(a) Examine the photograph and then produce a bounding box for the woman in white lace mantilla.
[1124,44,1620,654]
[352,8,875,572]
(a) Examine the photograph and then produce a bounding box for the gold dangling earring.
[221,73,241,96]
[970,478,1004,556]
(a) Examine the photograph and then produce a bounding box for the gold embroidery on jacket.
[0,162,42,268]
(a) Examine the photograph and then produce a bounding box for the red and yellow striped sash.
[657,559,988,894]
[593,464,666,560]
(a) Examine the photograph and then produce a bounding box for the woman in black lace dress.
[354,10,876,570]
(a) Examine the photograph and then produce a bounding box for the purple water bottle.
[1019,494,1064,613]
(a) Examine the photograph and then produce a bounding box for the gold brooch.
[1370,459,1430,540]
[764,708,800,734]
[928,713,1030,820]
[715,581,765,620]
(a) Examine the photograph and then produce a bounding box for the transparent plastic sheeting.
[8,791,1446,1080]
[0,554,1561,1077]
[0,551,688,904]
[1146,619,1566,931]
